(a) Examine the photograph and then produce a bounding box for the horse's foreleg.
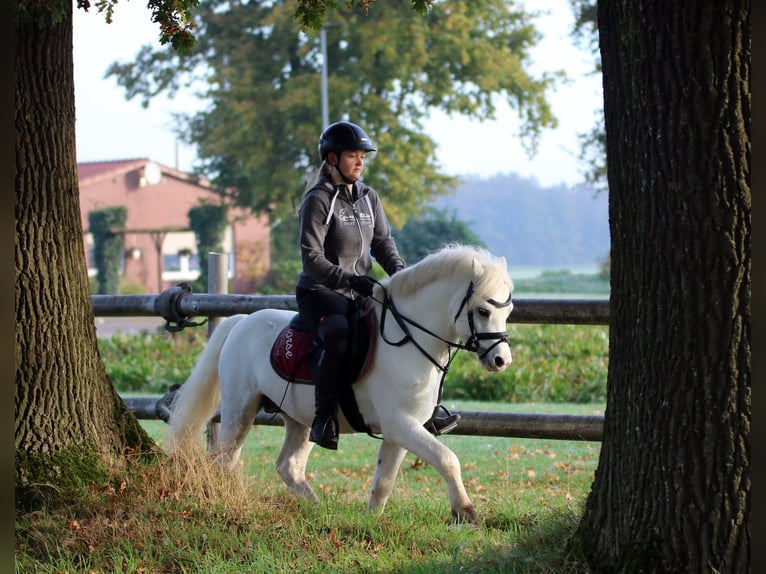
[367,440,407,514]
[386,423,480,525]
[276,415,319,502]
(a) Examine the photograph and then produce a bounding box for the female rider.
[295,121,459,450]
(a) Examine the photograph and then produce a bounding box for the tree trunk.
[15,3,153,497]
[572,0,750,571]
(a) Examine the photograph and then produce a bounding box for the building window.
[163,249,200,281]
[164,254,181,272]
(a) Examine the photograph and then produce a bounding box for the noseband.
[452,280,512,360]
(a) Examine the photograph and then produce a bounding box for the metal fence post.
[206,252,228,452]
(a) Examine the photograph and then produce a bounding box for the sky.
[72,0,602,188]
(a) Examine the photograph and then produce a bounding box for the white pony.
[166,244,514,524]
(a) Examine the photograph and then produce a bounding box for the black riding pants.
[295,287,352,361]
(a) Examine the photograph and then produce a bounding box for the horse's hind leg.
[215,393,263,471]
[275,415,319,502]
[367,440,408,514]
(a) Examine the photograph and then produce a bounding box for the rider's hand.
[348,275,375,297]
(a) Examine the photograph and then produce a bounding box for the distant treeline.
[433,173,610,267]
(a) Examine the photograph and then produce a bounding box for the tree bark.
[15,3,153,495]
[572,0,750,571]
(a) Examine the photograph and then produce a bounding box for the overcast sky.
[72,0,602,187]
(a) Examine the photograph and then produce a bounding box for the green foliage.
[445,324,608,403]
[99,329,209,394]
[188,203,228,292]
[269,214,301,263]
[88,206,127,294]
[393,207,486,264]
[89,274,146,295]
[16,0,70,27]
[294,0,435,30]
[145,0,199,52]
[254,258,303,295]
[512,270,609,295]
[106,0,556,226]
[72,0,199,54]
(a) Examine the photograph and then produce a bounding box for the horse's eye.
[477,308,490,318]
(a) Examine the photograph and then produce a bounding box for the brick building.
[79,158,270,294]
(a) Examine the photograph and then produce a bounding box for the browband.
[487,292,512,308]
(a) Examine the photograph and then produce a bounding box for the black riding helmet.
[318,121,376,162]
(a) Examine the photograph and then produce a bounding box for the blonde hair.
[295,162,333,215]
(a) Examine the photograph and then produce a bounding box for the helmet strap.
[338,167,357,184]
[331,155,357,184]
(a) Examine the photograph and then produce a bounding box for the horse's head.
[451,254,514,372]
[381,244,514,371]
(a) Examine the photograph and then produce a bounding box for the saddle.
[268,298,377,432]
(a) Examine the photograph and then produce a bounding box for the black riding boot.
[309,350,341,450]
[424,404,461,436]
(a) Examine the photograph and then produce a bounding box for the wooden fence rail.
[123,397,604,442]
[92,293,610,325]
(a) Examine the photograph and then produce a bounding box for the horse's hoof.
[448,522,481,531]
[451,505,482,527]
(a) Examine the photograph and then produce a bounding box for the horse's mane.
[384,244,512,300]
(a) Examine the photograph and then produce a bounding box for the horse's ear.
[497,256,507,269]
[471,257,486,280]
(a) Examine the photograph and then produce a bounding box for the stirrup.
[309,416,339,450]
[424,404,461,436]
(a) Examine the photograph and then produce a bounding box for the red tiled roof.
[77,158,212,188]
[77,158,148,183]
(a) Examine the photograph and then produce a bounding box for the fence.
[104,256,609,443]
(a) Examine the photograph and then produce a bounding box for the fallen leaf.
[329,528,343,549]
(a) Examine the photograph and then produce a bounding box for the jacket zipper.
[348,190,365,276]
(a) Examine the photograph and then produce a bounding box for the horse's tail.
[165,314,247,454]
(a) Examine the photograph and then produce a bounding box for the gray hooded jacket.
[296,176,405,298]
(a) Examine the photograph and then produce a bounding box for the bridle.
[375,279,512,374]
[359,278,511,441]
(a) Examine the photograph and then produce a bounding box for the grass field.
[17,401,604,573]
[143,401,603,520]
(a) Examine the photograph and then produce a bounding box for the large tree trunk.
[15,2,153,497]
[572,0,750,571]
